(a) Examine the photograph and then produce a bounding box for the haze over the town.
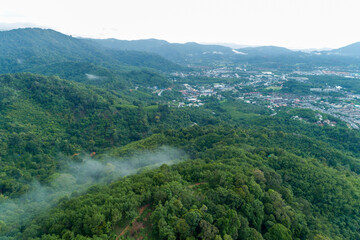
[1,0,359,50]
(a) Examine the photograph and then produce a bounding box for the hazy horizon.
[1,0,360,50]
[1,23,354,51]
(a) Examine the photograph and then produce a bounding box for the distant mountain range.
[89,37,360,68]
[88,38,301,63]
[90,37,360,59]
[86,38,235,64]
[88,38,294,58]
[1,27,360,73]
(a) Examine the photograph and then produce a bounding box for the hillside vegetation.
[1,73,360,239]
[9,125,360,240]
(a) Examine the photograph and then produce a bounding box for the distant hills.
[89,36,360,67]
[237,46,295,56]
[328,42,360,57]
[88,38,297,58]
[87,38,235,64]
[88,38,300,63]
[90,37,360,59]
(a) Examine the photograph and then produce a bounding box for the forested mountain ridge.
[0,28,182,73]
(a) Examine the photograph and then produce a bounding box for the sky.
[1,0,360,49]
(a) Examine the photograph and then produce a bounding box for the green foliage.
[281,80,311,94]
[264,224,292,240]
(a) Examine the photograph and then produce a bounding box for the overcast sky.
[1,0,359,49]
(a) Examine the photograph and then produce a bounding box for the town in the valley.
[150,64,360,129]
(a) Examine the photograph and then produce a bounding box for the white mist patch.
[0,146,186,236]
[16,58,23,64]
[85,73,102,80]
[232,49,248,55]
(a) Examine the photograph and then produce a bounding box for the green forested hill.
[10,125,360,240]
[0,73,216,197]
[0,72,141,196]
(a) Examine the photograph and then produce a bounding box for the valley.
[1,28,360,240]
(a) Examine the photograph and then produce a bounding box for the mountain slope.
[27,61,173,90]
[0,72,217,197]
[0,72,152,197]
[0,28,181,72]
[327,42,360,57]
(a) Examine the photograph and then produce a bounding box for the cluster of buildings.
[290,115,337,127]
[177,83,237,107]
[168,65,360,128]
[240,90,360,129]
[293,69,360,79]
[171,66,245,79]
[310,86,342,92]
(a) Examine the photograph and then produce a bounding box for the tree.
[198,220,219,240]
[175,219,191,239]
[241,228,264,240]
[264,224,292,240]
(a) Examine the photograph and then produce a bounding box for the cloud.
[0,22,44,31]
[85,73,106,80]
